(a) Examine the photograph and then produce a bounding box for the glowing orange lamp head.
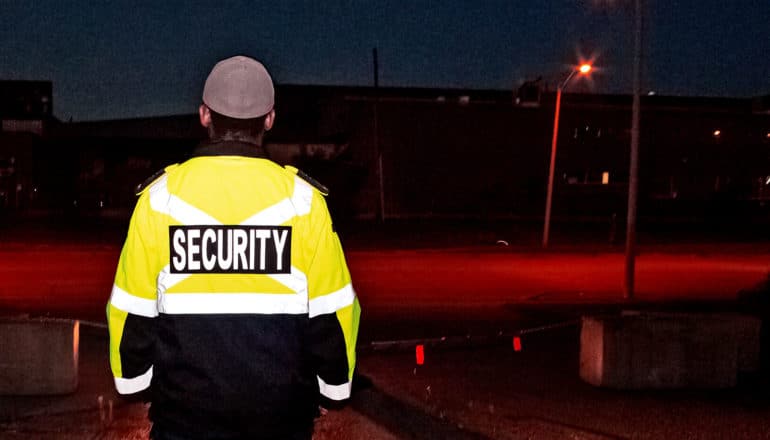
[579,64,592,74]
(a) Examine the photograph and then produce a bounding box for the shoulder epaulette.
[285,166,329,196]
[135,164,177,195]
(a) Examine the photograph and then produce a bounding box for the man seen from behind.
[106,55,361,440]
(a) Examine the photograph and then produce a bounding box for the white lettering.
[170,226,290,273]
[201,229,217,271]
[172,229,186,271]
[187,229,201,271]
[272,229,288,271]
[255,229,270,270]
[233,229,249,270]
[249,229,256,270]
[217,229,233,270]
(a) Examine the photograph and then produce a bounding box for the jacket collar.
[191,140,267,159]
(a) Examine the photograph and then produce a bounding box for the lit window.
[602,172,610,185]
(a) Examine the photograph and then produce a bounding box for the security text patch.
[170,226,291,274]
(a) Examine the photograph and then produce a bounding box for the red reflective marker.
[416,344,425,365]
[513,336,522,352]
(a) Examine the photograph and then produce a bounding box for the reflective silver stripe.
[157,264,308,301]
[114,366,153,394]
[152,175,311,227]
[157,264,192,298]
[290,177,313,216]
[241,199,296,226]
[168,194,220,224]
[149,175,220,224]
[309,283,355,318]
[109,285,158,317]
[148,175,170,214]
[317,376,351,401]
[268,266,308,295]
[241,177,312,225]
[158,292,308,315]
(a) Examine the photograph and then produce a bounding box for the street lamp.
[542,64,592,248]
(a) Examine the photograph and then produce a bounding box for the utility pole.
[373,48,385,222]
[625,0,643,299]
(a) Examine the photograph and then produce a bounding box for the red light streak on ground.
[347,250,770,308]
[0,244,768,319]
[0,245,118,316]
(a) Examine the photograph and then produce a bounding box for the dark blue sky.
[2,0,768,121]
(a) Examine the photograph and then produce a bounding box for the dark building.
[2,82,769,228]
[0,81,53,211]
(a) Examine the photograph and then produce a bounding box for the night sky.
[1,0,768,121]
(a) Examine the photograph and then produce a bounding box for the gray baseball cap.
[202,55,274,119]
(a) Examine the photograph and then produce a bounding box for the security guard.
[107,56,360,440]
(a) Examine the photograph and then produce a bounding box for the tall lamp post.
[625,0,643,299]
[542,63,592,248]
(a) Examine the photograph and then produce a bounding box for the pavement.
[0,323,400,440]
[3,300,770,439]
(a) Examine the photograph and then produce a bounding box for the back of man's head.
[201,55,275,144]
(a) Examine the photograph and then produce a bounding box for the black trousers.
[150,423,314,440]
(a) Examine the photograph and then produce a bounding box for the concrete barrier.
[0,317,79,395]
[580,311,761,389]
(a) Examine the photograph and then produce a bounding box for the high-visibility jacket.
[106,142,360,436]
